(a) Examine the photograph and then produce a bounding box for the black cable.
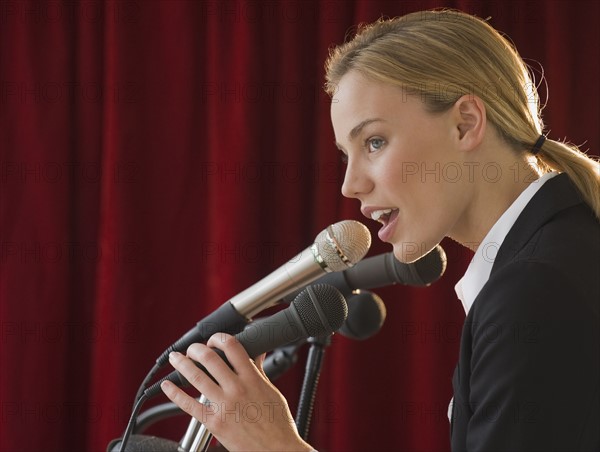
[133,364,160,408]
[118,393,148,452]
[134,402,184,434]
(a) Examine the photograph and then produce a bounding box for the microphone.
[337,290,386,340]
[144,284,348,398]
[262,289,386,380]
[155,220,370,368]
[283,244,446,302]
[107,435,178,452]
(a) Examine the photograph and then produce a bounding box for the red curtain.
[1,1,598,451]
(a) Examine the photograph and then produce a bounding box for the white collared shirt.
[454,171,558,314]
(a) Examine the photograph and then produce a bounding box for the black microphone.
[283,244,446,302]
[155,220,370,368]
[144,284,348,398]
[337,290,386,340]
[262,289,386,380]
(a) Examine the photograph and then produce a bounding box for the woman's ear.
[453,94,486,152]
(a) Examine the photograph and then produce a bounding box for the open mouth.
[371,208,399,226]
[370,208,400,242]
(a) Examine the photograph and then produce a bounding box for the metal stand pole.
[295,334,331,440]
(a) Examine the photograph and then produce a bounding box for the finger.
[206,333,263,379]
[160,380,220,428]
[252,352,272,383]
[254,352,266,368]
[168,350,222,398]
[185,341,241,387]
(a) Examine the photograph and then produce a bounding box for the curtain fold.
[1,1,597,451]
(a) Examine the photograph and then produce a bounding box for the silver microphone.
[156,220,371,366]
[230,219,371,318]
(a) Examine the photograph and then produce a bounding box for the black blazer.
[451,174,600,451]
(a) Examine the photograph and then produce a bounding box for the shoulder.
[494,174,599,271]
[473,259,597,327]
[485,186,600,321]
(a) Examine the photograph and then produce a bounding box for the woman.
[161,10,599,451]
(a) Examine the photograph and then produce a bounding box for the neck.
[449,151,540,251]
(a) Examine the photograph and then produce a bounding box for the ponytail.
[535,139,600,219]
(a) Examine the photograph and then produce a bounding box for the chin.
[392,242,426,264]
[392,239,439,264]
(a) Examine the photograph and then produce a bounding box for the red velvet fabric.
[1,1,597,451]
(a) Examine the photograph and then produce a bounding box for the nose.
[341,157,372,199]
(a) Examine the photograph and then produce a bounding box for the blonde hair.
[325,9,600,219]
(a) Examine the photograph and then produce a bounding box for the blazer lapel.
[491,173,584,273]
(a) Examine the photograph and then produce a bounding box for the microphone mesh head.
[108,435,179,452]
[338,291,386,340]
[314,220,371,272]
[413,244,447,286]
[293,284,348,336]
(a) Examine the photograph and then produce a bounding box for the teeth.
[371,208,393,222]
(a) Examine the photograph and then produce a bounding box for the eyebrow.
[335,118,385,150]
[349,118,385,139]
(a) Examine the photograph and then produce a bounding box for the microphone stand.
[178,394,213,452]
[188,422,213,452]
[295,334,332,440]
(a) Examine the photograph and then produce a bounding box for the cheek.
[382,134,449,190]
[390,182,456,259]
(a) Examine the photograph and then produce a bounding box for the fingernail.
[169,351,180,362]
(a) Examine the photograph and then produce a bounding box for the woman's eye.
[340,152,348,164]
[367,138,385,152]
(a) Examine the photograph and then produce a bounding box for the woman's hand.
[161,333,314,452]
